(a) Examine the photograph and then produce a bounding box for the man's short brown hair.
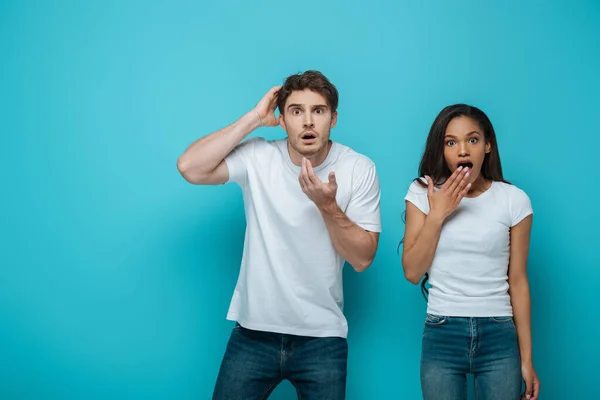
[277,71,339,114]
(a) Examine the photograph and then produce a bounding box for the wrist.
[426,211,445,226]
[243,109,263,131]
[520,356,533,366]
[252,108,264,127]
[318,198,339,215]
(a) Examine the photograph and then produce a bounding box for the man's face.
[279,89,337,163]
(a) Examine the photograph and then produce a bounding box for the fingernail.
[464,167,469,172]
[458,166,463,171]
[465,172,470,177]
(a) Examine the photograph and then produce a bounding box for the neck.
[287,140,332,167]
[465,173,492,198]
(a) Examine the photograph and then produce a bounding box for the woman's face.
[443,116,491,183]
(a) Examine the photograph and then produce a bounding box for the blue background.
[1,0,598,398]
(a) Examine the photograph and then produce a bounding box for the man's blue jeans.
[213,324,347,400]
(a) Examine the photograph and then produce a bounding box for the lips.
[457,161,473,169]
[301,132,317,144]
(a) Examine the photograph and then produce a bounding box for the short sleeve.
[404,178,430,214]
[509,186,533,226]
[224,137,263,186]
[345,159,382,232]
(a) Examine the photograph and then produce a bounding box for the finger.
[452,166,470,194]
[328,171,337,189]
[425,175,434,197]
[270,85,282,99]
[299,158,311,189]
[442,167,462,192]
[298,169,308,192]
[531,380,540,400]
[524,380,533,400]
[305,159,318,184]
[301,157,308,177]
[452,167,471,197]
[268,85,281,98]
[456,182,471,202]
[298,175,307,192]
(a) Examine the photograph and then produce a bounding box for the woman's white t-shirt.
[405,179,533,317]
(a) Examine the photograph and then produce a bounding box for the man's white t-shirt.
[404,179,533,317]
[224,137,381,338]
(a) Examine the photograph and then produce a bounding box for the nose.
[303,113,314,129]
[458,142,469,157]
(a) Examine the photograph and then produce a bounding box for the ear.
[279,114,286,130]
[485,142,491,154]
[330,111,338,129]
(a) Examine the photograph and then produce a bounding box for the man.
[177,70,381,399]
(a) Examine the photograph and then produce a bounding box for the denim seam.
[290,378,302,400]
[474,318,481,355]
[279,335,285,374]
[260,381,281,400]
[469,318,475,374]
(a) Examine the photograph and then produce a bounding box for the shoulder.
[236,136,282,155]
[333,142,376,172]
[404,177,429,214]
[250,136,278,150]
[233,136,265,152]
[407,178,428,195]
[492,181,531,202]
[491,181,533,225]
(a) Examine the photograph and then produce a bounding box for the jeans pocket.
[491,316,514,323]
[425,314,447,326]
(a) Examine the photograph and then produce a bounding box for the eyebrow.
[444,131,481,139]
[286,104,328,110]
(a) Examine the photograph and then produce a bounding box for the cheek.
[443,147,454,162]
[285,117,301,130]
[317,116,333,129]
[473,145,488,161]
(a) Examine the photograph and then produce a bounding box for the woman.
[402,104,540,400]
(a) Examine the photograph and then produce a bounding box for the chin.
[469,170,483,182]
[297,142,326,156]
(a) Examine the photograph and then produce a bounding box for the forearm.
[177,110,261,178]
[402,214,444,284]
[318,201,378,272]
[509,279,533,364]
